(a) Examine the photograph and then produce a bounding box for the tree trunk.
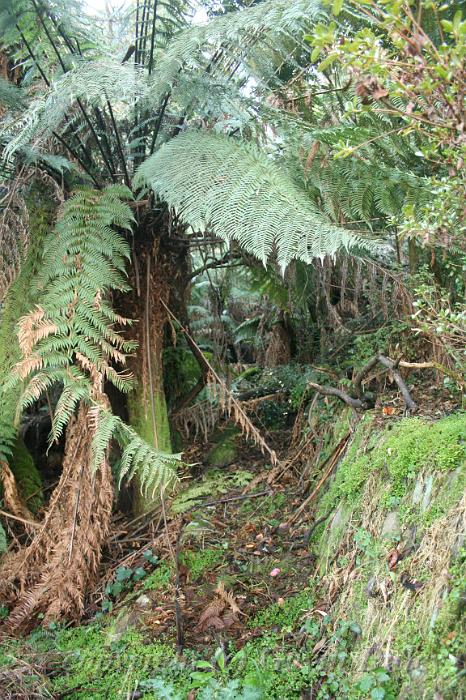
[123,219,191,513]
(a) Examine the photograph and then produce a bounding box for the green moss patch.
[180,548,224,579]
[322,413,465,514]
[248,588,314,631]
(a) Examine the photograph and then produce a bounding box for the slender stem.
[17,26,50,86]
[148,0,158,75]
[31,0,67,72]
[149,93,170,155]
[137,0,149,66]
[107,99,131,187]
[93,106,118,176]
[135,0,141,64]
[76,98,116,181]
[30,0,116,181]
[140,0,150,67]
[18,19,96,174]
[52,131,102,188]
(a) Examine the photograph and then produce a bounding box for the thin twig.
[192,489,271,510]
[0,509,39,528]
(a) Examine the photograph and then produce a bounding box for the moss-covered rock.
[320,413,465,515]
[207,426,239,467]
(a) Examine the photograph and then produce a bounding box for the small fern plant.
[5,185,179,496]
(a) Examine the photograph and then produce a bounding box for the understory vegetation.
[0,0,465,697]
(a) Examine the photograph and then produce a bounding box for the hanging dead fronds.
[0,462,37,529]
[162,300,278,465]
[0,404,113,630]
[173,400,221,443]
[206,370,278,466]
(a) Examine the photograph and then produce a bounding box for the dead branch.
[0,509,39,529]
[195,489,271,509]
[307,382,371,409]
[398,360,464,388]
[377,354,417,412]
[353,356,380,398]
[310,352,422,413]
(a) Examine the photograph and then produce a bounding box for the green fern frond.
[147,0,324,108]
[234,317,260,343]
[11,186,135,442]
[0,181,55,459]
[50,381,89,444]
[0,521,7,554]
[90,409,119,470]
[135,130,378,269]
[114,417,180,496]
[4,184,179,493]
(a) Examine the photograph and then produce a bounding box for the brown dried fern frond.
[17,306,57,357]
[196,581,241,632]
[207,370,278,466]
[173,400,221,443]
[0,461,37,527]
[0,404,113,630]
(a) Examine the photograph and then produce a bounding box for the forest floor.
[0,379,465,699]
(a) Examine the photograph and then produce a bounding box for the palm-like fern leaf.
[135,130,378,269]
[147,0,324,107]
[2,60,145,161]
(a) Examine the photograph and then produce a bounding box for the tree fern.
[2,59,146,162]
[146,0,324,107]
[135,130,378,269]
[8,185,179,491]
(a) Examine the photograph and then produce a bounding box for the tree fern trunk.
[125,236,172,512]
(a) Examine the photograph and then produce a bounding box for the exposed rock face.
[381,511,401,539]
